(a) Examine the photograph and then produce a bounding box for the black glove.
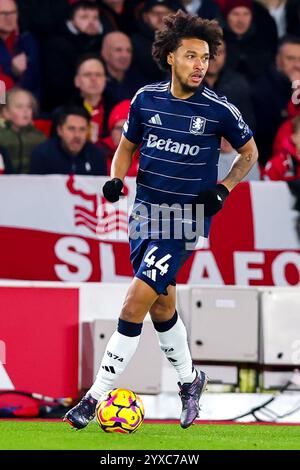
[102,178,124,203]
[196,183,230,216]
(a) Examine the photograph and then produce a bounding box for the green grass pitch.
[0,421,299,450]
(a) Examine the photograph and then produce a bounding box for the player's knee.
[120,301,145,323]
[149,303,175,322]
[120,305,135,322]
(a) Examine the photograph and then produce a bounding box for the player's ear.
[167,52,174,67]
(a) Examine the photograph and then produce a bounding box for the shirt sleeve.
[123,91,143,145]
[219,99,253,150]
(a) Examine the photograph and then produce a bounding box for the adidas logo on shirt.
[148,114,162,126]
[142,269,157,281]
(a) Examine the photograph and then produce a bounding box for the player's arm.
[197,100,259,217]
[102,89,143,202]
[111,135,138,180]
[221,137,258,192]
[197,137,258,216]
[102,135,138,203]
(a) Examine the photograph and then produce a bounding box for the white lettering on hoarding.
[272,252,300,286]
[54,237,92,281]
[234,252,265,285]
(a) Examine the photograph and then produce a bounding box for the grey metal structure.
[190,287,259,363]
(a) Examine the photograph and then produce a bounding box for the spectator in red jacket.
[272,98,300,155]
[263,115,300,181]
[102,99,140,176]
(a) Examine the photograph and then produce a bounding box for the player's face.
[75,59,106,97]
[169,38,210,93]
[57,115,89,155]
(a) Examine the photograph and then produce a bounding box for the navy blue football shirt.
[123,80,253,238]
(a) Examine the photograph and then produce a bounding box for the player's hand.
[102,178,124,202]
[196,183,230,216]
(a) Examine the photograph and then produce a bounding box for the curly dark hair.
[152,10,223,72]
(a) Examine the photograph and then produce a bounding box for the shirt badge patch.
[238,115,249,138]
[189,116,206,135]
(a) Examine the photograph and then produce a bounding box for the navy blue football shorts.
[129,237,193,296]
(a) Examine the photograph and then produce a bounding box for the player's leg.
[64,277,159,429]
[150,286,208,428]
[150,285,196,384]
[88,277,159,399]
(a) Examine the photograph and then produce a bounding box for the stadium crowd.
[0,0,300,182]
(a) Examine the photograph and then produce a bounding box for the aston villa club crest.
[190,116,206,135]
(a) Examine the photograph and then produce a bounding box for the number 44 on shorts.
[144,247,172,276]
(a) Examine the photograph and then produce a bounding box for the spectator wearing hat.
[101,31,148,104]
[131,0,179,83]
[223,0,278,83]
[42,1,115,112]
[252,35,300,165]
[102,99,140,175]
[30,107,108,175]
[0,0,41,97]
